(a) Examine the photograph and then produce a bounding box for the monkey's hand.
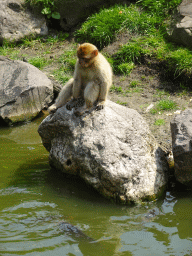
[48,104,57,114]
[96,101,105,111]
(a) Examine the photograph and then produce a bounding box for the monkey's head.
[77,43,98,68]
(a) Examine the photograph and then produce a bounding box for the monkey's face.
[77,43,98,68]
[78,57,93,68]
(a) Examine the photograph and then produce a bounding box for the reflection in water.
[0,117,192,255]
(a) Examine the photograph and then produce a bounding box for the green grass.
[116,100,127,106]
[58,49,77,71]
[116,62,135,76]
[150,99,177,114]
[112,42,150,74]
[137,0,181,17]
[28,56,50,69]
[110,85,124,93]
[112,33,192,78]
[0,47,20,59]
[154,119,165,126]
[154,89,170,99]
[51,49,77,83]
[52,67,72,84]
[126,87,143,94]
[45,33,69,44]
[129,80,141,88]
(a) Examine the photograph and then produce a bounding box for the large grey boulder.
[167,0,192,48]
[38,101,168,204]
[0,0,48,44]
[170,109,192,186]
[0,56,53,125]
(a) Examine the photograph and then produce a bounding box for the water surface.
[0,116,192,255]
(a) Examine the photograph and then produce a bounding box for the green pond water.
[0,115,192,256]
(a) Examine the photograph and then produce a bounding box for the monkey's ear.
[93,49,98,57]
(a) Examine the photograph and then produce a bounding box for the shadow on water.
[9,157,110,203]
[6,159,116,255]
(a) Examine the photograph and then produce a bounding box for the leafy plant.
[28,0,60,19]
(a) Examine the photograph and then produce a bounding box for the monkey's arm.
[96,55,112,110]
[48,78,73,113]
[72,62,82,99]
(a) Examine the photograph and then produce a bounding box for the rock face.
[167,0,192,48]
[170,109,192,186]
[0,0,48,44]
[38,101,168,204]
[0,56,53,125]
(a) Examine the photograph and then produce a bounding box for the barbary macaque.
[48,43,112,115]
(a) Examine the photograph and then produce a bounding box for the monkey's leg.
[96,84,108,110]
[48,78,73,113]
[74,82,99,116]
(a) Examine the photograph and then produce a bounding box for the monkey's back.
[95,53,113,89]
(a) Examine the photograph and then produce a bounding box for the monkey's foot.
[74,104,89,116]
[74,109,84,116]
[48,104,57,114]
[95,101,105,111]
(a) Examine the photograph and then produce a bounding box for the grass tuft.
[110,85,124,93]
[154,119,165,126]
[28,57,50,69]
[116,62,135,76]
[150,99,177,114]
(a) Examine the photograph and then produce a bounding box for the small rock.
[170,108,192,186]
[0,56,53,125]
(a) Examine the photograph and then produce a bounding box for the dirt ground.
[104,33,192,154]
[15,32,192,154]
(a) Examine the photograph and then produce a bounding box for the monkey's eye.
[80,57,90,62]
